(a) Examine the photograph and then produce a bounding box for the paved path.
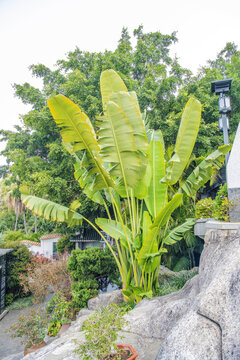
[0,303,45,360]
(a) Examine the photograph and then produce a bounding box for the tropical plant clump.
[21,70,230,303]
[74,304,127,360]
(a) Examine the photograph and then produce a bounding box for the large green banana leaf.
[100,69,128,109]
[74,156,104,204]
[48,95,98,152]
[137,227,159,266]
[97,101,142,189]
[63,142,105,204]
[145,130,167,218]
[110,91,149,156]
[151,193,183,229]
[179,144,231,199]
[48,95,114,190]
[21,194,83,225]
[163,218,195,245]
[95,218,132,241]
[95,218,132,249]
[166,98,201,185]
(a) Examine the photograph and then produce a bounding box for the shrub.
[7,309,48,349]
[195,198,214,219]
[213,184,233,221]
[6,245,31,303]
[195,184,234,222]
[67,247,119,310]
[4,230,25,243]
[56,235,75,254]
[20,253,71,303]
[46,291,74,337]
[71,280,98,309]
[67,247,120,286]
[74,304,127,360]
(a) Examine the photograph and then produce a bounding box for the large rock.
[87,289,124,310]
[155,225,240,359]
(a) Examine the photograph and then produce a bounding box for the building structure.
[21,234,64,258]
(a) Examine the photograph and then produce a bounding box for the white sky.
[0,0,240,165]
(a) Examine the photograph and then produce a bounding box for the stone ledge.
[205,220,240,230]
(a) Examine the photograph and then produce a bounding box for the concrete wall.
[227,123,240,222]
[41,238,59,258]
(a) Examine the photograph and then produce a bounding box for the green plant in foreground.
[74,304,126,360]
[21,70,231,303]
[7,309,48,349]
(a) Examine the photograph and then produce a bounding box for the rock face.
[87,289,123,310]
[157,225,240,359]
[125,225,240,359]
[6,224,240,360]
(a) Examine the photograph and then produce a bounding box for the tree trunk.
[23,210,28,234]
[34,214,37,233]
[14,213,18,231]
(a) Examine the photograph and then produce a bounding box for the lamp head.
[211,79,232,95]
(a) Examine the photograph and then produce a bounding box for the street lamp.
[211,78,232,164]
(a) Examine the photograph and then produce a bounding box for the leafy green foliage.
[71,280,98,309]
[195,184,234,222]
[68,248,120,286]
[5,245,31,303]
[195,198,214,219]
[68,247,119,309]
[21,69,230,304]
[156,269,198,296]
[7,295,34,310]
[46,291,74,337]
[74,304,127,360]
[56,234,75,254]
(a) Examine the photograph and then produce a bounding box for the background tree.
[0,26,190,233]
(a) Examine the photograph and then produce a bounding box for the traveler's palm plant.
[21,70,230,302]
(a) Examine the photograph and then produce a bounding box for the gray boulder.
[87,289,123,310]
[155,225,240,360]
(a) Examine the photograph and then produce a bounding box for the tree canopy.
[0,26,239,234]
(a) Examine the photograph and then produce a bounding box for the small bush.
[56,235,75,254]
[195,184,234,222]
[68,247,119,285]
[71,280,98,309]
[20,253,71,303]
[74,304,127,360]
[7,309,48,349]
[213,184,233,221]
[4,230,25,243]
[6,245,31,302]
[195,198,214,219]
[67,247,120,310]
